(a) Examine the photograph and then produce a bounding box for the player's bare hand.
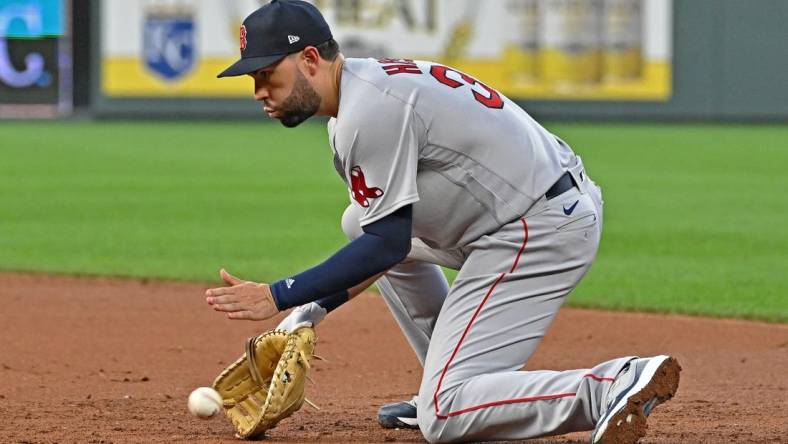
[205,269,279,321]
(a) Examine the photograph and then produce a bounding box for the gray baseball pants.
[342,163,633,443]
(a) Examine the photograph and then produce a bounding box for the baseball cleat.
[378,395,419,429]
[590,355,681,444]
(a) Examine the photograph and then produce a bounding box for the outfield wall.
[89,0,788,121]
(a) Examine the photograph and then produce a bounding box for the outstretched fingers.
[220,268,244,286]
[227,311,255,320]
[205,287,233,297]
[212,302,245,313]
[206,293,238,304]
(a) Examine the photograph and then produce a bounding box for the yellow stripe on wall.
[453,60,672,101]
[102,57,671,101]
[102,58,253,97]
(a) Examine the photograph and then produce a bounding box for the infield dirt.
[1,273,786,443]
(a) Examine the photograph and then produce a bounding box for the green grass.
[1,121,786,322]
[0,121,349,282]
[553,123,788,322]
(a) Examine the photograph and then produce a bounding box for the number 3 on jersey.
[430,65,504,109]
[377,59,504,110]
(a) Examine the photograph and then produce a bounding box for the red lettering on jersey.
[383,64,423,75]
[350,166,384,208]
[240,25,247,51]
[429,65,504,109]
[378,58,423,76]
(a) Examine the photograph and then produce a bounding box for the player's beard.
[277,70,321,128]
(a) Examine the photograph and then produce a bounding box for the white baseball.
[187,387,223,419]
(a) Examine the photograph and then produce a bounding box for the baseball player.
[207,1,681,442]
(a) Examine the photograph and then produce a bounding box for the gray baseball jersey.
[329,57,576,248]
[331,58,633,442]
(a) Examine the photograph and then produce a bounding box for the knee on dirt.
[416,388,466,443]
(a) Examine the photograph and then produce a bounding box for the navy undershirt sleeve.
[312,290,349,313]
[270,205,412,311]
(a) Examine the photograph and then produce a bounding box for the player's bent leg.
[345,203,458,430]
[376,262,448,365]
[416,190,636,443]
[375,235,478,429]
[343,205,454,430]
[378,238,467,363]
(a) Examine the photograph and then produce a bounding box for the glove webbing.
[245,334,320,410]
[246,337,266,387]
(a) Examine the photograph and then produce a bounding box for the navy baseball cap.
[217,0,332,78]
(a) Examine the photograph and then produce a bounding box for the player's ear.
[301,46,320,75]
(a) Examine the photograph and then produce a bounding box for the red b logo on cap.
[240,25,247,51]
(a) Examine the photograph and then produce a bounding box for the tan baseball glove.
[212,327,317,439]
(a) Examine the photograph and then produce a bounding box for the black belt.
[545,172,576,200]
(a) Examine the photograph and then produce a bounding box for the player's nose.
[253,80,269,101]
[254,87,269,102]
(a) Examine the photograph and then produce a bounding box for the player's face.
[250,56,321,128]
